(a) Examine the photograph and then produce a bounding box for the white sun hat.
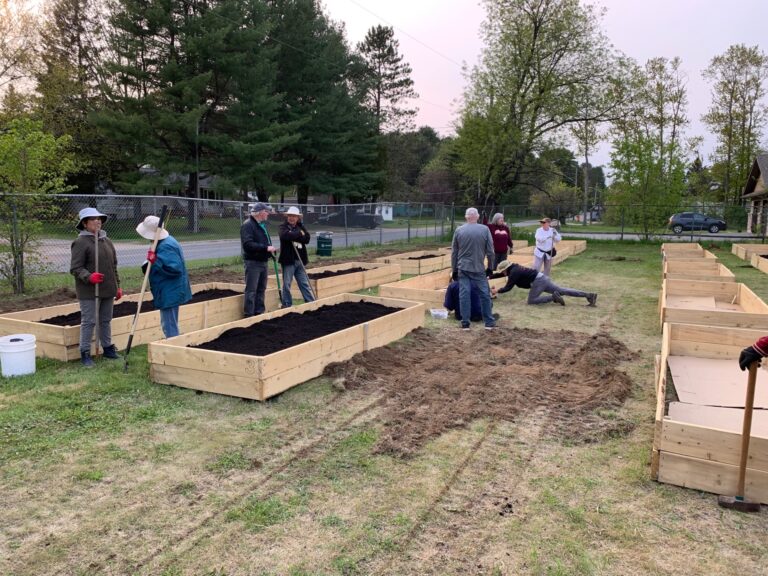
[285,206,302,216]
[136,215,170,241]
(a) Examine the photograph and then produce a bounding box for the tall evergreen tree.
[95,0,297,216]
[267,0,380,203]
[353,24,417,133]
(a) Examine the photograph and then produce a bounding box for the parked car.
[668,212,727,234]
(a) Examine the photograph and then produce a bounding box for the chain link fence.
[1,193,766,292]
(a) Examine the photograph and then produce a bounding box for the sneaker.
[80,351,95,368]
[461,323,470,331]
[552,291,565,306]
[485,324,497,331]
[587,293,598,307]
[102,344,120,360]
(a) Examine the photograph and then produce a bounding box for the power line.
[345,0,465,69]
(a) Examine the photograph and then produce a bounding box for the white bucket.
[0,334,37,377]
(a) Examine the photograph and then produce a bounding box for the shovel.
[718,361,761,512]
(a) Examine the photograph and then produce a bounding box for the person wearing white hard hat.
[277,206,314,306]
[70,207,122,367]
[240,201,277,316]
[136,215,192,338]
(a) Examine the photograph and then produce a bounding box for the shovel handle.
[737,362,758,497]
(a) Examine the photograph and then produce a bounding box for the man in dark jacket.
[496,261,597,306]
[241,202,277,316]
[136,215,192,338]
[278,206,315,306]
[70,207,122,367]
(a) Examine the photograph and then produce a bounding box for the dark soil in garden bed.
[39,289,240,326]
[406,254,441,260]
[193,301,397,356]
[323,327,638,457]
[307,267,368,280]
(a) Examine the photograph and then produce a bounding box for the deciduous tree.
[702,44,768,204]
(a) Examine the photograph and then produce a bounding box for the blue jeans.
[282,262,315,306]
[160,307,180,338]
[244,260,269,316]
[458,270,495,328]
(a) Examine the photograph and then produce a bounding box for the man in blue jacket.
[136,215,193,338]
[241,202,277,316]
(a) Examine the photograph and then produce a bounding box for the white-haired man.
[451,207,497,330]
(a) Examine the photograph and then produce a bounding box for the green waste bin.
[317,232,333,256]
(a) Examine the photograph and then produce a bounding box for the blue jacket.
[443,281,481,322]
[149,236,192,310]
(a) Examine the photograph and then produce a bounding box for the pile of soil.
[323,327,638,457]
[307,266,368,280]
[193,301,398,356]
[39,289,240,326]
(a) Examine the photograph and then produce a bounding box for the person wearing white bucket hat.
[136,215,192,338]
[70,207,122,367]
[278,206,314,306]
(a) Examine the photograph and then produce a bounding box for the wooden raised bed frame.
[374,249,452,275]
[148,293,425,401]
[0,283,279,362]
[658,279,768,331]
[750,253,768,275]
[653,322,768,502]
[732,243,768,262]
[662,248,718,261]
[268,262,401,299]
[662,259,735,283]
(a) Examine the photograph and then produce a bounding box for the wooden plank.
[733,243,768,261]
[151,364,263,401]
[667,403,768,441]
[657,452,768,503]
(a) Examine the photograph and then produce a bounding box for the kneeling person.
[496,261,597,306]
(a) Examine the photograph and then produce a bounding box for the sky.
[322,0,768,171]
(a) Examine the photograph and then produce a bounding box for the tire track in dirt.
[131,391,387,575]
[369,409,552,575]
[30,390,380,576]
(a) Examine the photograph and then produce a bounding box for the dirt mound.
[323,327,637,457]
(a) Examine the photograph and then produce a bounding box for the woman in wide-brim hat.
[69,207,122,367]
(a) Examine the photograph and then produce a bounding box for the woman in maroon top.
[487,213,513,270]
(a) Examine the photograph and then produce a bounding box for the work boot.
[587,293,598,307]
[552,291,565,306]
[102,344,120,360]
[81,350,95,368]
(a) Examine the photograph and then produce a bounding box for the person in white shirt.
[533,217,561,276]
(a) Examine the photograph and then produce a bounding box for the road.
[38,225,446,273]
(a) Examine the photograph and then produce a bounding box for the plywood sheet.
[667,402,768,437]
[667,355,768,407]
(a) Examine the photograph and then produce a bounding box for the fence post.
[11,198,23,294]
[343,205,349,247]
[620,206,625,241]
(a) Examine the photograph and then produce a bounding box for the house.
[742,154,768,233]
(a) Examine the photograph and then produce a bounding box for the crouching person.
[496,261,597,306]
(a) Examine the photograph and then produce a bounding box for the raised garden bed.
[652,322,768,502]
[663,259,735,283]
[374,248,453,275]
[0,283,279,361]
[660,242,702,256]
[732,243,768,262]
[148,293,424,401]
[268,262,401,299]
[658,279,768,331]
[662,248,718,261]
[750,253,768,275]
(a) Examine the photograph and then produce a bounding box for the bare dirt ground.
[325,327,636,457]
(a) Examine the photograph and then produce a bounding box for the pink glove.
[89,272,104,284]
[147,250,157,264]
[115,288,123,301]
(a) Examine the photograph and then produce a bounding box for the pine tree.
[353,25,417,133]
